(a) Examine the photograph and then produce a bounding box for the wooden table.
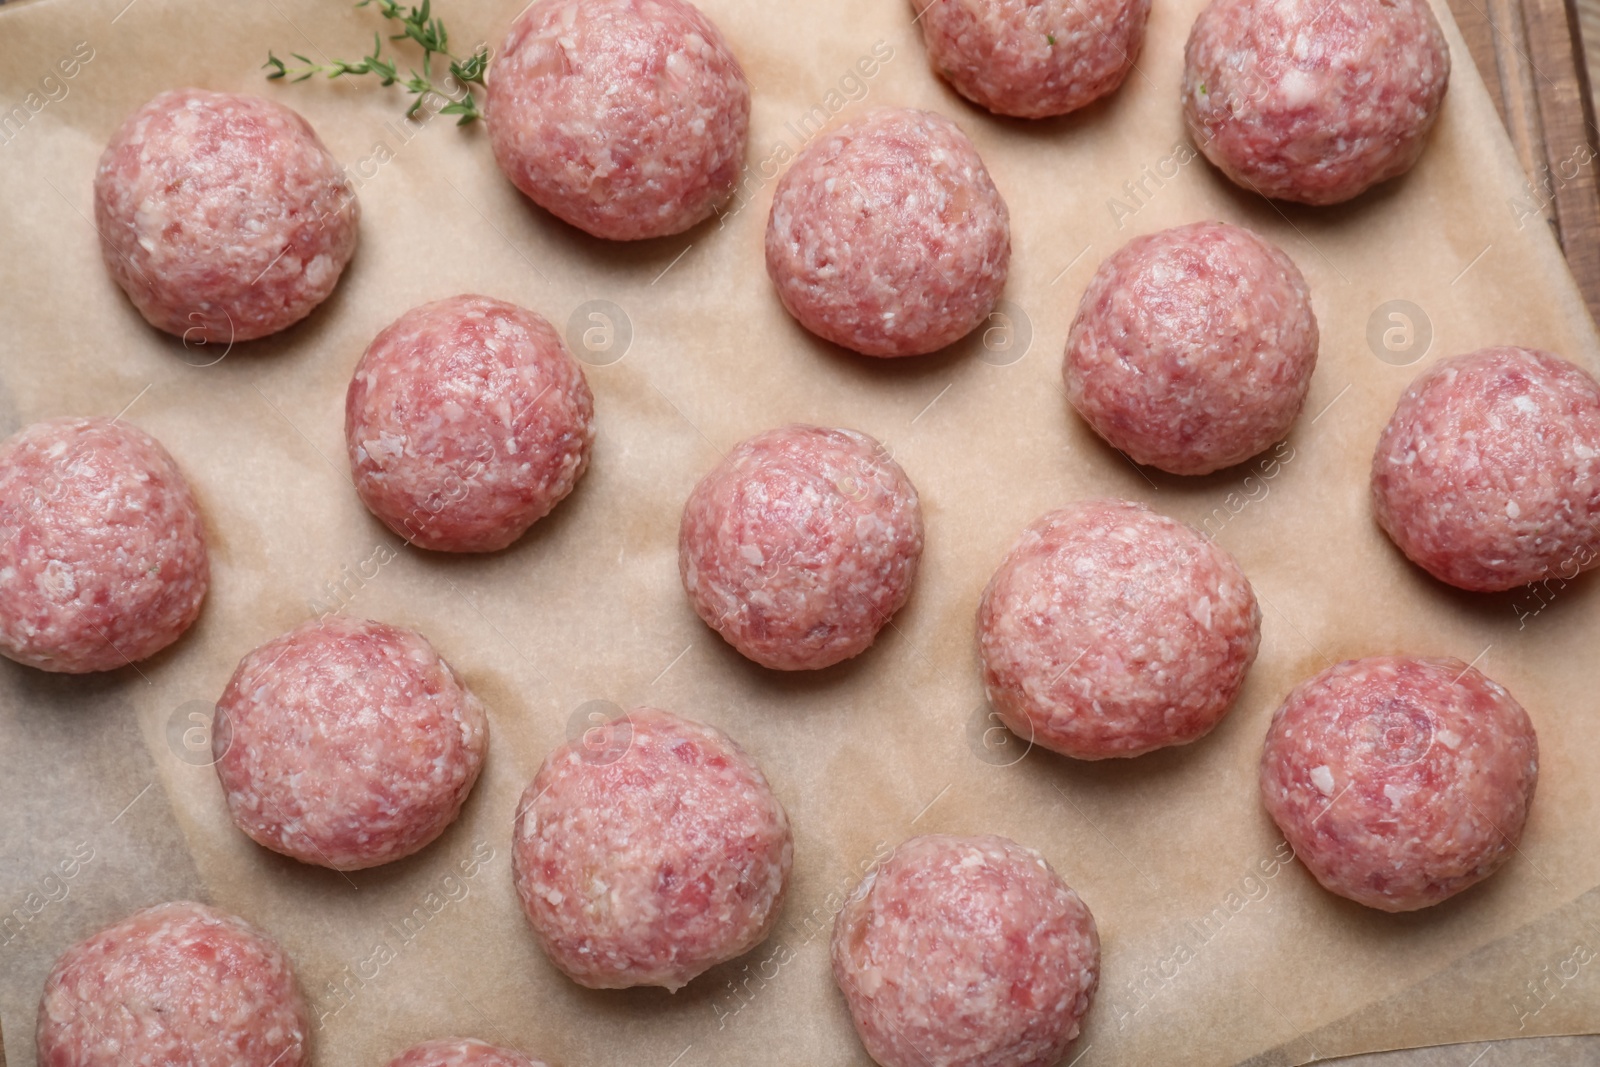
[0,0,1593,1065]
[1447,0,1600,326]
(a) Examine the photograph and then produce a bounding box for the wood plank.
[1445,0,1600,326]
[1528,0,1600,321]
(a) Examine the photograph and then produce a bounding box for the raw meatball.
[1260,656,1539,911]
[345,295,596,553]
[0,417,208,674]
[679,425,924,671]
[214,615,488,871]
[1372,346,1600,592]
[512,707,792,990]
[37,900,308,1067]
[386,1038,550,1067]
[912,0,1151,118]
[831,834,1099,1067]
[1064,221,1318,475]
[94,88,359,343]
[978,498,1260,760]
[765,107,1011,357]
[1182,0,1450,204]
[487,0,750,240]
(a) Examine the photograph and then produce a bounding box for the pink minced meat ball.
[94,89,359,343]
[978,498,1260,760]
[831,834,1099,1067]
[386,1038,551,1067]
[345,295,595,553]
[1064,221,1318,475]
[679,425,924,671]
[1372,346,1600,592]
[1182,0,1450,205]
[487,0,750,241]
[911,0,1151,118]
[1260,656,1539,912]
[765,107,1011,357]
[0,417,208,674]
[37,901,309,1067]
[512,707,792,991]
[213,615,489,871]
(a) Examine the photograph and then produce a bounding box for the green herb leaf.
[266,0,485,125]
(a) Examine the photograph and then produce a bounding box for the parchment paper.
[3,0,1600,1063]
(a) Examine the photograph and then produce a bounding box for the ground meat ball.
[978,498,1260,760]
[1064,221,1318,475]
[37,901,308,1067]
[213,615,488,871]
[831,834,1099,1067]
[513,707,792,991]
[0,417,208,674]
[765,107,1011,357]
[94,88,359,343]
[1372,346,1600,592]
[911,0,1151,118]
[345,295,596,553]
[386,1038,550,1067]
[1260,656,1539,912]
[487,0,750,240]
[679,425,924,671]
[1182,0,1450,205]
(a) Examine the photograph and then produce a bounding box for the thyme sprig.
[265,0,487,125]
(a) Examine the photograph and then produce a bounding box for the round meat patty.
[0,417,208,674]
[346,294,596,553]
[386,1038,550,1067]
[214,615,489,871]
[1260,656,1539,912]
[487,0,750,240]
[1182,0,1451,204]
[679,425,924,671]
[512,707,792,991]
[37,901,308,1067]
[765,107,1011,357]
[831,834,1099,1067]
[1064,221,1319,475]
[978,498,1260,760]
[94,88,359,343]
[912,0,1151,118]
[1372,346,1600,592]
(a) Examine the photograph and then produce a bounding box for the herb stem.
[265,0,487,125]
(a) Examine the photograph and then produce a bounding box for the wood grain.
[1446,0,1600,326]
